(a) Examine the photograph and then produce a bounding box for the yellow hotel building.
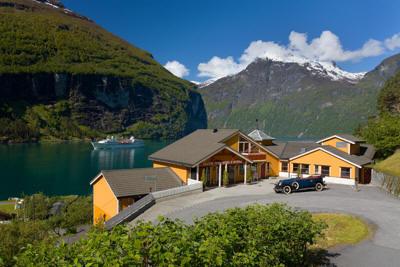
[91,129,375,223]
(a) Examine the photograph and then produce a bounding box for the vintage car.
[274,175,326,194]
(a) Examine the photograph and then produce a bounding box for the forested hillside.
[0,0,207,142]
[358,71,400,157]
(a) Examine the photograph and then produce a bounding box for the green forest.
[357,71,400,158]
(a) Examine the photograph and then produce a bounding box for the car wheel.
[283,186,292,195]
[315,182,323,191]
[292,182,300,190]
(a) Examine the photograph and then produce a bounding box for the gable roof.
[149,129,253,167]
[248,129,275,141]
[289,146,372,168]
[317,134,364,144]
[90,167,183,198]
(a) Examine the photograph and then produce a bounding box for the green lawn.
[0,202,16,214]
[374,152,400,177]
[313,213,372,249]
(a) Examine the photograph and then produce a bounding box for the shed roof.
[91,167,183,198]
[149,129,241,167]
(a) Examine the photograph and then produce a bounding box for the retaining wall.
[371,169,400,197]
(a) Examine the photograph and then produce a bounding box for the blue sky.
[63,0,400,81]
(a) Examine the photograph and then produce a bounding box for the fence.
[371,169,400,197]
[105,179,203,229]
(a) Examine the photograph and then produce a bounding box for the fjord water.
[0,141,170,200]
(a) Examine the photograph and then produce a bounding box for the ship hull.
[91,141,144,150]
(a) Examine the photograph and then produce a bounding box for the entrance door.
[362,168,372,184]
[260,163,266,179]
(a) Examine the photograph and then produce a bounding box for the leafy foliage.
[358,71,400,157]
[14,204,325,266]
[0,194,92,266]
[0,220,51,267]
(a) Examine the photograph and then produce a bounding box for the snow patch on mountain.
[258,55,365,83]
[197,78,219,88]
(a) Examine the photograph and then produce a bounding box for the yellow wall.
[266,152,280,176]
[93,176,118,224]
[321,137,350,153]
[290,149,357,179]
[224,134,240,151]
[153,162,189,183]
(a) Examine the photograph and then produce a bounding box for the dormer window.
[239,137,260,154]
[336,142,347,148]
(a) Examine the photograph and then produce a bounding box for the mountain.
[0,0,207,142]
[200,54,400,139]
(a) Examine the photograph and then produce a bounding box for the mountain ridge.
[200,53,400,138]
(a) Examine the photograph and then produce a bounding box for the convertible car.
[274,175,326,194]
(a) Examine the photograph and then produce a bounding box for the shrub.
[15,204,326,266]
[0,220,51,267]
[223,170,229,186]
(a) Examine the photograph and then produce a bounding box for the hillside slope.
[200,54,400,139]
[0,0,207,142]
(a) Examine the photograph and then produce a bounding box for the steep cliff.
[0,0,207,142]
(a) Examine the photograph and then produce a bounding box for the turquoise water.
[0,141,170,200]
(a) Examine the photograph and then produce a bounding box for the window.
[314,165,320,174]
[281,162,288,172]
[293,163,300,173]
[336,142,347,148]
[321,165,330,176]
[239,142,250,153]
[301,164,309,174]
[341,167,351,178]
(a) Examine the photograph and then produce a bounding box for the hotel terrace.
[91,129,375,222]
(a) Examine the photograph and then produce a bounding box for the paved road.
[162,184,400,267]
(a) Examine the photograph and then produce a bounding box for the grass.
[313,213,372,249]
[373,151,400,177]
[0,201,16,214]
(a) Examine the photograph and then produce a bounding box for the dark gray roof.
[97,167,183,198]
[265,140,373,166]
[320,146,372,166]
[149,129,239,167]
[248,129,275,141]
[264,141,320,159]
[360,144,376,160]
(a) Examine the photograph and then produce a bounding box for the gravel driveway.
[158,183,400,267]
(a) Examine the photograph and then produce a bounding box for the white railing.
[152,179,203,200]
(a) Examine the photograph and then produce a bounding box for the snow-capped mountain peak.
[259,55,365,83]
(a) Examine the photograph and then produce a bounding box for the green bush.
[0,220,51,267]
[223,170,229,186]
[14,204,325,266]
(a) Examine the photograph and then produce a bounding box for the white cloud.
[385,33,400,50]
[198,56,242,79]
[197,30,399,79]
[164,60,189,78]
